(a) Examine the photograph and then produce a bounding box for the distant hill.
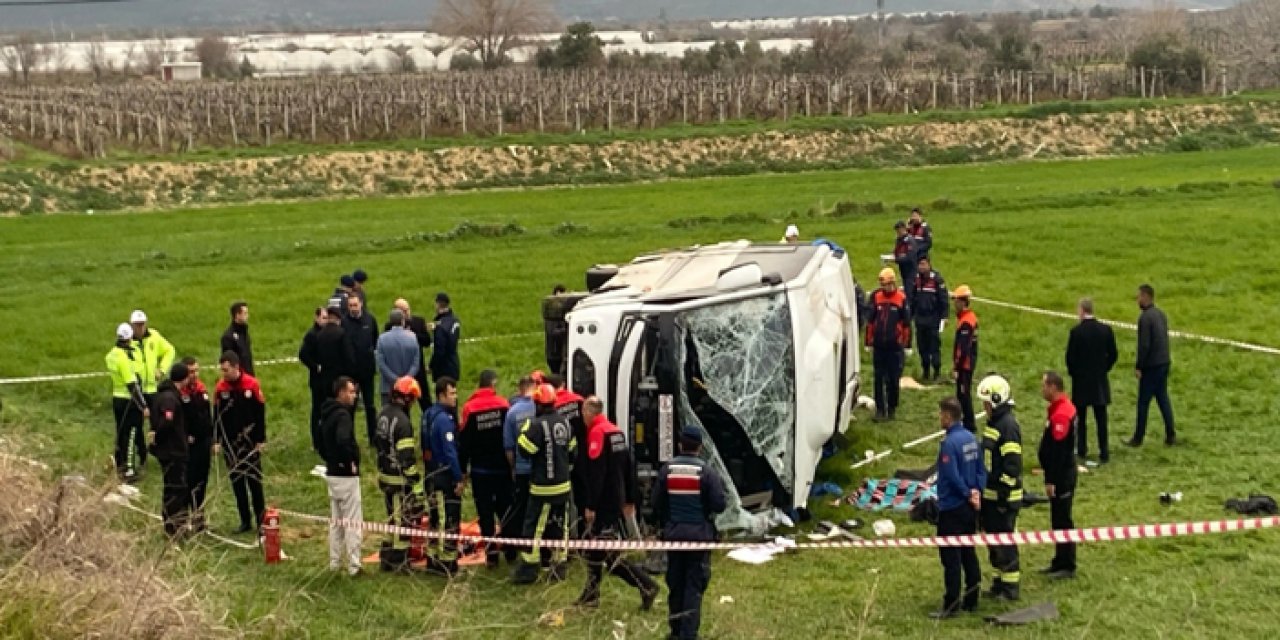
[0,0,1238,32]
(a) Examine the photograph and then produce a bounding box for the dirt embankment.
[2,102,1276,215]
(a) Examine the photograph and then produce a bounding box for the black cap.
[911,207,921,214]
[169,362,190,382]
[894,220,906,229]
[680,425,703,443]
[435,292,450,305]
[353,269,367,283]
[340,274,356,287]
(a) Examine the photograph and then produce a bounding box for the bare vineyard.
[0,66,1248,156]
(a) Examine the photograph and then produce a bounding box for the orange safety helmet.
[533,383,557,406]
[392,376,422,401]
[531,370,546,385]
[950,285,973,299]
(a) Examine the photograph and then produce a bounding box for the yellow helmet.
[977,375,1011,406]
[951,284,973,299]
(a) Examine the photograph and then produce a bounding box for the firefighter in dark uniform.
[548,374,588,537]
[512,383,577,585]
[866,268,912,422]
[214,351,267,535]
[576,396,658,609]
[951,285,979,432]
[422,377,463,574]
[149,363,190,538]
[908,255,949,383]
[375,377,424,569]
[1039,371,1079,580]
[893,221,920,286]
[459,369,512,568]
[652,425,726,640]
[976,375,1023,601]
[908,207,933,258]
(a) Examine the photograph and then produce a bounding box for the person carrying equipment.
[951,286,980,432]
[422,377,463,575]
[866,268,912,422]
[512,383,577,585]
[651,425,727,640]
[976,375,1023,601]
[106,323,148,482]
[375,377,424,569]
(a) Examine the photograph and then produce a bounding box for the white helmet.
[976,375,1012,406]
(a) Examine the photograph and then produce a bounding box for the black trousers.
[1075,402,1110,462]
[667,550,711,640]
[380,482,423,547]
[428,479,462,561]
[353,374,378,445]
[980,503,1020,587]
[160,459,190,536]
[872,347,904,415]
[507,474,531,562]
[1135,364,1176,443]
[915,321,942,377]
[1049,491,1077,571]
[582,517,656,601]
[937,506,981,611]
[309,383,325,447]
[225,448,264,529]
[187,437,212,515]
[520,495,569,567]
[472,472,514,560]
[112,398,144,476]
[956,369,976,433]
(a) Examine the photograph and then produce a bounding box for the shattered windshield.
[674,292,796,532]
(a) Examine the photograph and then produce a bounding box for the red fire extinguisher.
[262,507,281,564]
[408,514,429,562]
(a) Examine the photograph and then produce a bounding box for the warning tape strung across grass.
[274,507,1280,552]
[972,296,1280,356]
[0,332,541,386]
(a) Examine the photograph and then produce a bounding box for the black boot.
[511,559,539,585]
[576,572,601,608]
[982,580,1005,599]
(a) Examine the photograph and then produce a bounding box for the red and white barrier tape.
[274,506,1280,552]
[0,332,541,385]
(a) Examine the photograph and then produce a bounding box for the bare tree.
[1,33,47,84]
[1226,0,1280,86]
[1102,15,1141,60]
[194,35,237,78]
[430,0,557,69]
[84,37,110,81]
[1137,0,1187,39]
[142,33,171,76]
[43,42,70,80]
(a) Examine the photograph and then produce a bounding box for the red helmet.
[533,383,557,406]
[392,377,422,401]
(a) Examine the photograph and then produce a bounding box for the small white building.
[160,61,202,82]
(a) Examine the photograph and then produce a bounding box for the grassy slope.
[1,146,1280,638]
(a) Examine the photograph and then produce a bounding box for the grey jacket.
[1137,305,1171,370]
[376,326,421,394]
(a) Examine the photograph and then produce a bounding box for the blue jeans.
[1134,364,1175,443]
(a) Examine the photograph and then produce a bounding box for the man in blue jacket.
[377,309,421,409]
[429,293,461,384]
[931,396,987,619]
[422,377,462,574]
[502,374,537,564]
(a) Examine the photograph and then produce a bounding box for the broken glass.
[674,292,797,533]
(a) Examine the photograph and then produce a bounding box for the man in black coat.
[220,301,254,375]
[149,363,191,538]
[429,293,461,384]
[1128,283,1177,447]
[342,295,380,445]
[298,307,329,444]
[1065,297,1118,463]
[306,306,355,453]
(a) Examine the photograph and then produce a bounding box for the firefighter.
[930,397,985,619]
[976,374,1023,601]
[459,370,512,568]
[512,383,577,585]
[548,374,588,536]
[149,363,190,538]
[893,221,920,286]
[374,376,424,570]
[575,396,658,610]
[130,310,175,470]
[214,351,267,535]
[908,255,950,383]
[866,268,912,422]
[422,377,463,574]
[178,357,214,531]
[105,323,148,482]
[951,286,979,432]
[651,425,727,640]
[1039,371,1078,580]
[908,207,933,258]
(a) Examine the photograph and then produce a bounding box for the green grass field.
[2,145,1280,639]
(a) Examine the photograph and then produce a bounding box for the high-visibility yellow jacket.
[132,329,175,394]
[105,344,146,400]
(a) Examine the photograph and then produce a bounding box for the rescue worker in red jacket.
[909,207,933,258]
[178,356,214,531]
[575,396,658,609]
[908,255,950,383]
[893,221,920,286]
[459,369,512,567]
[866,268,912,422]
[951,285,980,432]
[214,351,267,535]
[1039,371,1079,580]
